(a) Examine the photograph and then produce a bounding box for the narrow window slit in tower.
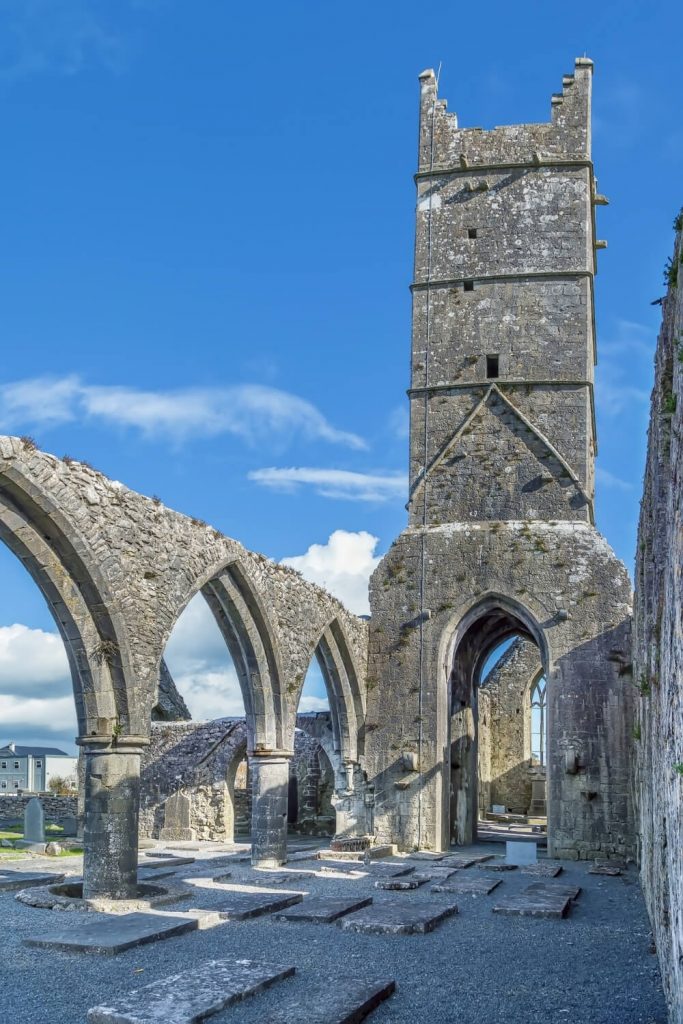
[467,228,477,239]
[486,354,500,379]
[464,279,474,292]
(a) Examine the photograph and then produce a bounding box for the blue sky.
[0,0,680,754]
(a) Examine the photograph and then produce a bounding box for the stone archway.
[446,597,548,846]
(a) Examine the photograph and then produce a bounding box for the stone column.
[80,737,146,900]
[249,753,291,867]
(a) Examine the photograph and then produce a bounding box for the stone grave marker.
[24,912,197,954]
[211,890,304,921]
[160,792,196,842]
[0,870,65,891]
[521,863,563,877]
[338,900,459,935]
[262,975,396,1024]
[273,895,372,923]
[87,958,295,1024]
[506,840,537,865]
[431,876,501,895]
[17,797,45,850]
[375,876,429,891]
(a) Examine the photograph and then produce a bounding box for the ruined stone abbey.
[0,57,681,1022]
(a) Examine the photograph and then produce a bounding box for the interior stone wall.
[633,220,683,1024]
[478,639,543,814]
[140,714,340,841]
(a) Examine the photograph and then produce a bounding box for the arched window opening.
[0,543,79,797]
[530,676,547,767]
[162,594,246,721]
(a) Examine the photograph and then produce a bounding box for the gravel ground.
[0,841,667,1024]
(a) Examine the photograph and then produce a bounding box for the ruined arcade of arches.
[0,57,641,901]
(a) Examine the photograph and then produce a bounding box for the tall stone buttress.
[365,59,636,860]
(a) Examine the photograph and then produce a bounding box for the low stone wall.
[0,794,78,825]
[633,220,683,1024]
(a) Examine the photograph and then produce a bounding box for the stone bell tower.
[409,58,599,528]
[365,60,635,861]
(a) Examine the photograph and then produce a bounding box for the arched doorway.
[446,598,548,847]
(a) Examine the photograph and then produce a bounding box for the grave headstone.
[160,792,195,842]
[505,841,537,865]
[60,815,79,837]
[17,797,45,850]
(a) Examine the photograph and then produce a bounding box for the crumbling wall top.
[417,57,593,173]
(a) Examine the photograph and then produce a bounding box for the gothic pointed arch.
[0,443,133,735]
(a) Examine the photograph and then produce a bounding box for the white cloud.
[0,376,366,451]
[164,595,245,720]
[281,530,381,615]
[0,624,71,692]
[595,466,632,491]
[0,693,76,734]
[249,467,406,503]
[595,369,650,418]
[0,0,127,80]
[388,405,410,440]
[298,695,330,713]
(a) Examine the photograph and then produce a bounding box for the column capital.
[77,734,149,756]
[248,748,293,762]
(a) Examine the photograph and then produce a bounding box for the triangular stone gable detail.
[411,385,590,522]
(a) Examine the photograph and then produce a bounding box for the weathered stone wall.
[409,59,597,530]
[140,714,341,840]
[368,523,633,857]
[633,220,683,1024]
[0,435,368,756]
[478,638,543,813]
[366,60,634,862]
[0,794,77,825]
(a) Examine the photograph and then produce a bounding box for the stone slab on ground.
[431,876,501,895]
[317,845,395,862]
[262,975,396,1024]
[492,892,571,919]
[410,867,458,882]
[23,912,197,954]
[87,958,295,1024]
[249,871,316,885]
[211,891,304,921]
[338,900,459,935]
[525,881,582,902]
[274,896,372,923]
[406,852,445,862]
[0,870,65,892]
[521,863,564,877]
[439,854,493,869]
[367,863,415,878]
[479,862,517,872]
[589,863,622,876]
[375,876,429,891]
[138,869,178,882]
[140,857,195,869]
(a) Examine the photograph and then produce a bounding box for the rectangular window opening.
[463,279,474,292]
[467,228,477,239]
[486,354,500,379]
[13,761,19,769]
